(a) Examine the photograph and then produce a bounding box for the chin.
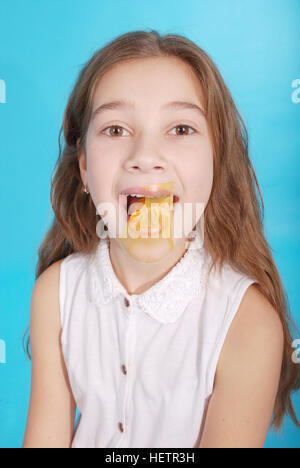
[117,237,182,264]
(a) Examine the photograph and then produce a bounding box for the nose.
[124,147,168,174]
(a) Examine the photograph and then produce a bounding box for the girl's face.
[78,56,214,262]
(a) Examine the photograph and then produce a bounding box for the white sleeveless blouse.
[59,232,256,448]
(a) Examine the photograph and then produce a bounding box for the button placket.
[117,299,136,445]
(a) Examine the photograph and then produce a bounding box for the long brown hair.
[23,29,300,432]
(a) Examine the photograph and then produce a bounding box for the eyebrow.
[91,99,206,120]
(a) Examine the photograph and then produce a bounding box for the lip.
[118,186,180,202]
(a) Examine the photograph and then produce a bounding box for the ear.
[77,137,87,184]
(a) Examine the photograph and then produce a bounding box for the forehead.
[91,56,205,110]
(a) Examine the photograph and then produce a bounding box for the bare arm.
[22,260,76,448]
[199,284,284,448]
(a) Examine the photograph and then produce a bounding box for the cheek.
[198,152,214,204]
[86,149,119,206]
[176,147,213,235]
[182,145,214,206]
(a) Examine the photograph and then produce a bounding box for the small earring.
[83,184,90,194]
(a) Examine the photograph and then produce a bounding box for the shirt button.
[118,422,124,433]
[121,364,127,375]
[124,297,130,307]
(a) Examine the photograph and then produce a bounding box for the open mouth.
[125,193,180,221]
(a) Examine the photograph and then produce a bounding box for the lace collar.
[86,231,208,324]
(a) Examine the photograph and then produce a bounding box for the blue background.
[0,0,299,448]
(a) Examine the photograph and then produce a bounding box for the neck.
[109,238,189,295]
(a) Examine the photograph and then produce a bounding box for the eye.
[169,124,196,137]
[101,125,130,137]
[100,123,196,137]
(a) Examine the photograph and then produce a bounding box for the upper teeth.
[128,193,172,198]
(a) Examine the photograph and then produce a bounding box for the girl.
[22,30,300,448]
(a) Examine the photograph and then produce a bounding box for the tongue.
[120,181,176,252]
[118,181,176,262]
[127,196,145,216]
[126,181,175,241]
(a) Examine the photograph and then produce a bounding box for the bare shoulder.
[199,283,285,448]
[23,258,75,448]
[216,282,284,383]
[30,259,64,330]
[32,259,64,295]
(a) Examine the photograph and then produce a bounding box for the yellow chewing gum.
[118,181,175,260]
